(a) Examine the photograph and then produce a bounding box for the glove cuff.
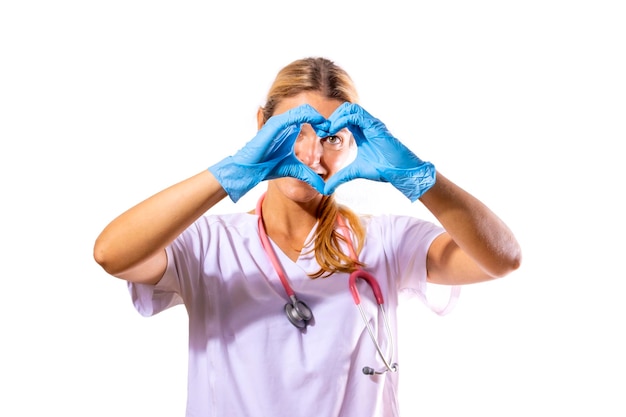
[208,157,270,203]
[392,162,436,202]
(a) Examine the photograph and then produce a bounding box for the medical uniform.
[130,212,445,417]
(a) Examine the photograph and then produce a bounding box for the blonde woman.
[94,57,521,417]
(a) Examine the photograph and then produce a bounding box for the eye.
[321,135,344,148]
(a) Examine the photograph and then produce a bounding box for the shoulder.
[359,213,445,262]
[192,212,257,231]
[361,213,443,238]
[176,212,259,246]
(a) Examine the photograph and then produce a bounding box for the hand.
[209,104,328,202]
[323,103,436,202]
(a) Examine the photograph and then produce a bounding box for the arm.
[94,104,330,285]
[420,172,522,285]
[323,103,521,285]
[93,170,227,285]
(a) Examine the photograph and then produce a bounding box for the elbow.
[490,245,523,279]
[93,241,110,274]
[93,238,121,276]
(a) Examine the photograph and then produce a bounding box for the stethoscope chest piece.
[284,296,313,329]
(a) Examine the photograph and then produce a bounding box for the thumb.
[324,163,360,195]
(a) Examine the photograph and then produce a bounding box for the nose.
[295,134,323,168]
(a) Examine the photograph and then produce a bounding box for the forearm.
[93,170,227,276]
[419,172,522,278]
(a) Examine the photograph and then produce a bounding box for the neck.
[262,191,322,230]
[257,189,325,260]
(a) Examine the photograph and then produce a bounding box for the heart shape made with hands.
[288,102,436,200]
[209,102,435,203]
[285,104,385,190]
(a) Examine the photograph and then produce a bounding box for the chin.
[275,178,322,202]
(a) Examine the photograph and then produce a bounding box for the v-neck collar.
[265,220,318,265]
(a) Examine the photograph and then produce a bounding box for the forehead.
[273,91,344,119]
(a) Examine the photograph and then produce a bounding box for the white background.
[1,1,625,416]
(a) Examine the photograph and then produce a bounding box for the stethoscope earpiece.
[362,363,398,376]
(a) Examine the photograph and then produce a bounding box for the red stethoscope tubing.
[335,216,385,306]
[336,215,397,374]
[256,193,398,374]
[256,195,295,297]
[256,194,384,305]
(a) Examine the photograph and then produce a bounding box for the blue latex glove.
[324,103,436,202]
[209,104,328,202]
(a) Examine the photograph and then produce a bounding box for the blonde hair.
[261,57,365,278]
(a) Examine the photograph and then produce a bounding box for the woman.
[94,57,521,416]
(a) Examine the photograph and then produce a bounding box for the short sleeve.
[128,245,183,317]
[386,215,461,315]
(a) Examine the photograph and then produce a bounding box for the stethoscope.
[256,194,398,375]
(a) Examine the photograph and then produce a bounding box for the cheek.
[324,146,357,176]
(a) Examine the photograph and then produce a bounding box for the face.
[262,92,356,198]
